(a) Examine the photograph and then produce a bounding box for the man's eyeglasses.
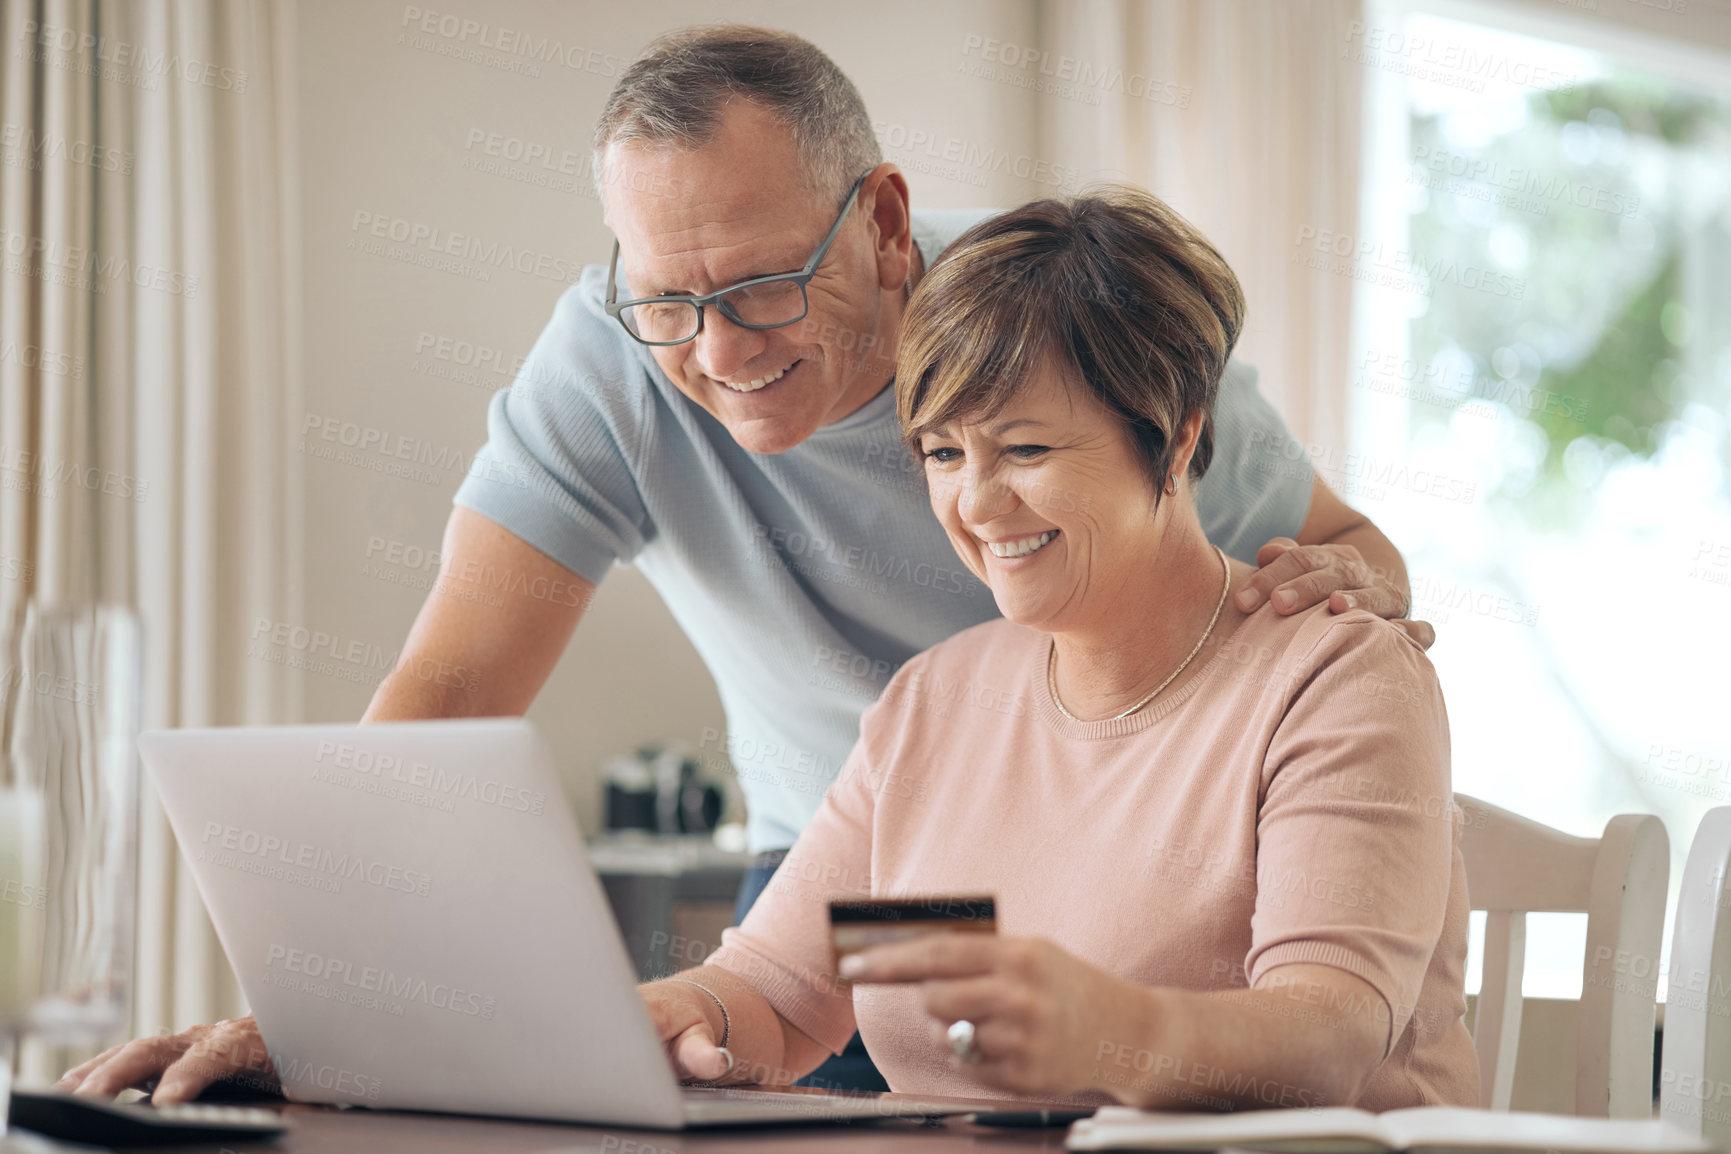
[604,171,870,347]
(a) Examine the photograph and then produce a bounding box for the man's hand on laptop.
[55,1015,279,1103]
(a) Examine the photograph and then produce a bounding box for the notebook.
[1066,1106,1713,1154]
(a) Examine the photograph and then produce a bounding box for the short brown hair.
[594,26,882,199]
[896,187,1245,494]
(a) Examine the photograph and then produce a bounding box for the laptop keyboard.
[680,1086,970,1125]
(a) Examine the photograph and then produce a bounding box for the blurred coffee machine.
[602,745,724,836]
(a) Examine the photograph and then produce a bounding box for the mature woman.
[643,188,1478,1110]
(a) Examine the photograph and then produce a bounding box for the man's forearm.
[356,507,593,724]
[361,664,492,723]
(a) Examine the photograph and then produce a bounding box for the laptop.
[138,718,998,1129]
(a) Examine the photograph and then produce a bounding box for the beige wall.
[292,0,1047,832]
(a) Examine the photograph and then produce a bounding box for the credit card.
[828,895,997,965]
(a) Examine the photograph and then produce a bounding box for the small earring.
[1164,474,1177,496]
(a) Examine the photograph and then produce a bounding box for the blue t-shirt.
[453,209,1315,851]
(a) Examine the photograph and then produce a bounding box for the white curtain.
[0,0,301,1049]
[1032,0,1364,450]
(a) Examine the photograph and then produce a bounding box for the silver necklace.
[1047,545,1232,722]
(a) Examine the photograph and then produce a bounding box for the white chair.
[1660,806,1731,1145]
[1458,794,1669,1117]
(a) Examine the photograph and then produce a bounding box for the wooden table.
[133,1093,1079,1154]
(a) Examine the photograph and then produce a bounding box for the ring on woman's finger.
[947,1019,981,1063]
[682,1046,736,1087]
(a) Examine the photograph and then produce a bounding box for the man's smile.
[715,360,799,394]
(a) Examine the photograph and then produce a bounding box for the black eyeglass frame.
[603,170,872,347]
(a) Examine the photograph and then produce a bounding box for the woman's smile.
[984,529,1060,559]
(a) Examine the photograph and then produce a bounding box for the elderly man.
[60,25,1426,1102]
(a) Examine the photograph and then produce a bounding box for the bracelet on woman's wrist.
[666,978,730,1049]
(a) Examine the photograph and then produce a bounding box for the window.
[1350,4,1731,996]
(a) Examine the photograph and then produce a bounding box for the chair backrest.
[1660,806,1731,1145]
[1457,794,1669,1117]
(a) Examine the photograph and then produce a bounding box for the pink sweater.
[708,604,1479,1109]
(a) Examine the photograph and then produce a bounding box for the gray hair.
[592,25,882,201]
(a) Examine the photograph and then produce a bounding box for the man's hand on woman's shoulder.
[1235,537,1436,650]
[54,1015,278,1103]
